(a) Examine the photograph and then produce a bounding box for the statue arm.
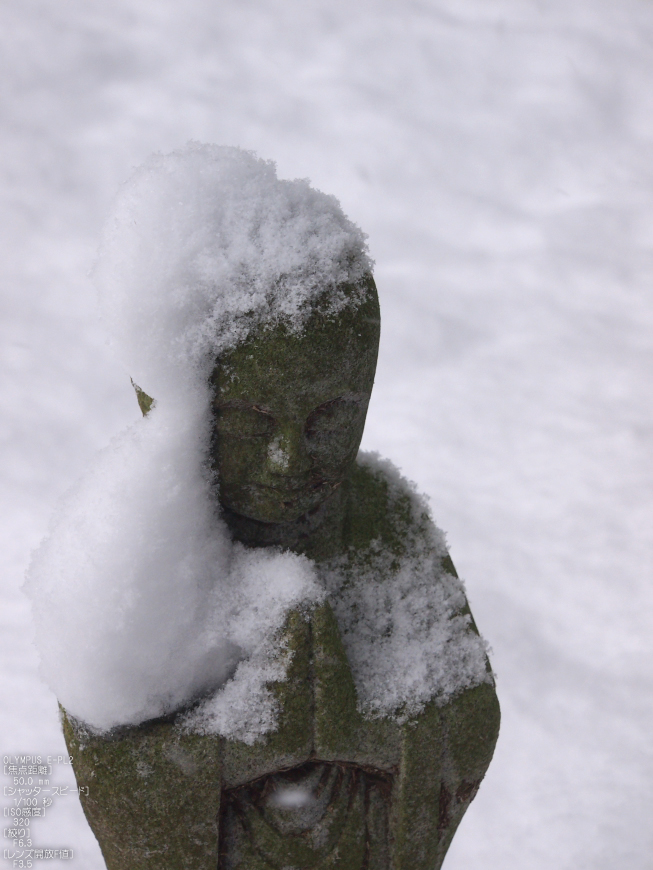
[393,554,500,870]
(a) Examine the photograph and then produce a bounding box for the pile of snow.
[25,398,324,736]
[323,453,492,721]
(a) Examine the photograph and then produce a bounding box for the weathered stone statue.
[62,274,499,870]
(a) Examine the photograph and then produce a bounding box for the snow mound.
[25,398,323,735]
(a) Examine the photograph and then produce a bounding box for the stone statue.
[62,272,499,870]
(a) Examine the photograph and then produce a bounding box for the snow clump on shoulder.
[322,453,493,723]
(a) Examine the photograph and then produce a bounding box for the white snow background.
[1,1,652,868]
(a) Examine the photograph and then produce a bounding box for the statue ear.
[130,378,155,417]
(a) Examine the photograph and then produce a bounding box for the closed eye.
[214,402,275,438]
[304,395,368,457]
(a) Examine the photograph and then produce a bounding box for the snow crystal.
[322,453,492,722]
[180,635,290,744]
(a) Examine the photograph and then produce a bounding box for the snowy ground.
[1,1,652,868]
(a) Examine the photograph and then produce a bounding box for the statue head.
[211,276,380,545]
[102,145,378,552]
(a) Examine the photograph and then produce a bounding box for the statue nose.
[267,425,312,476]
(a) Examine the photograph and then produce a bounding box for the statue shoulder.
[344,452,456,575]
[331,453,493,722]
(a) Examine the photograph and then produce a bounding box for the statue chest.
[220,601,404,790]
[63,601,498,870]
[217,602,398,870]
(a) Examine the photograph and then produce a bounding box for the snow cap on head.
[94,143,373,402]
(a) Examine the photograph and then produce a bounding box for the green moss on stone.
[220,609,313,788]
[62,709,221,870]
[312,599,403,771]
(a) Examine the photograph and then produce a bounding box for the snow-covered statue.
[26,145,499,870]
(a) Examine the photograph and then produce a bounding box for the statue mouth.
[252,477,336,503]
[218,473,345,527]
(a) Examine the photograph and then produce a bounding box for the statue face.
[211,286,380,525]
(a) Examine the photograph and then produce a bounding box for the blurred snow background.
[1,0,651,867]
